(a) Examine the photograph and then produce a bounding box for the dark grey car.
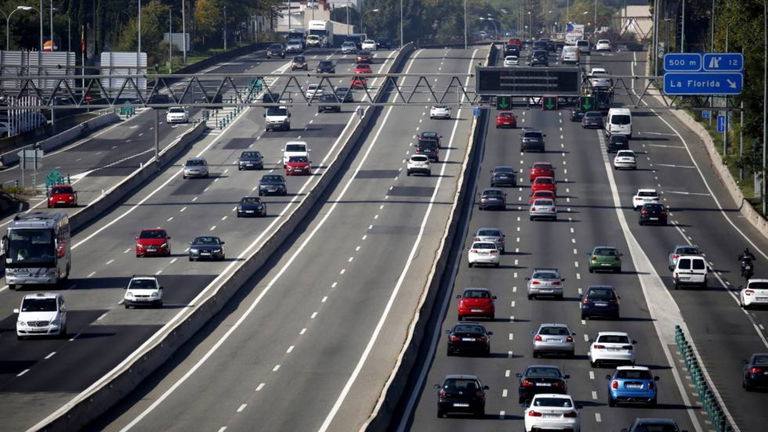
[237,196,267,217]
[266,43,285,59]
[259,174,287,196]
[581,111,604,128]
[316,60,336,73]
[521,128,546,152]
[189,236,225,261]
[490,166,517,187]
[238,151,264,170]
[317,94,341,113]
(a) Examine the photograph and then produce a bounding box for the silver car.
[473,227,505,253]
[526,268,565,299]
[668,244,702,270]
[530,198,557,221]
[183,157,209,179]
[532,323,576,358]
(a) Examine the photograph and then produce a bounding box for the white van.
[605,108,632,139]
[673,255,708,289]
[576,39,590,54]
[560,46,580,64]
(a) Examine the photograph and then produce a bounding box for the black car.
[237,196,267,217]
[532,40,548,51]
[334,87,354,103]
[266,43,285,59]
[621,418,688,432]
[418,130,442,148]
[188,236,225,261]
[434,374,488,418]
[529,49,549,66]
[743,353,768,391]
[416,138,439,162]
[516,365,569,403]
[581,111,604,128]
[446,322,492,356]
[238,151,264,170]
[479,188,507,210]
[581,285,620,320]
[504,44,520,57]
[258,174,287,196]
[490,166,517,187]
[317,94,341,113]
[316,60,336,73]
[639,203,668,225]
[607,134,630,153]
[376,37,392,49]
[291,55,308,71]
[521,128,546,152]
[570,109,585,122]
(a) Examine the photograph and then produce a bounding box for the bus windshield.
[6,228,56,267]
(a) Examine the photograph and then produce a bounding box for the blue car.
[606,366,658,406]
[581,285,620,320]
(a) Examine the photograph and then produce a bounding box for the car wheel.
[124,304,129,309]
[532,351,540,358]
[639,220,644,225]
[189,257,194,262]
[673,280,679,290]
[437,410,446,418]
[468,262,473,268]
[427,171,432,176]
[528,294,534,300]
[588,267,594,273]
[484,347,490,357]
[581,313,587,320]
[183,175,187,179]
[407,171,411,176]
[744,380,754,392]
[608,397,616,407]
[458,314,464,321]
[590,360,598,368]
[557,294,564,300]
[8,284,14,290]
[474,408,484,417]
[447,347,453,356]
[495,262,500,268]
[650,396,657,406]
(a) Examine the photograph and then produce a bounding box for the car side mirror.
[561,278,566,281]
[525,277,531,280]
[632,340,637,344]
[563,374,570,379]
[13,308,19,314]
[221,241,226,244]
[654,376,660,381]
[487,331,493,335]
[167,236,171,240]
[135,235,139,240]
[515,372,522,378]
[444,329,451,334]
[483,385,490,390]
[263,114,266,117]
[575,403,583,409]
[492,295,497,299]
[160,286,164,290]
[288,113,292,118]
[433,384,440,390]
[456,295,462,299]
[60,306,67,312]
[605,374,612,380]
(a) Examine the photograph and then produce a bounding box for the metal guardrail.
[674,325,735,432]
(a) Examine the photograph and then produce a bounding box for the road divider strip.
[29,44,415,432]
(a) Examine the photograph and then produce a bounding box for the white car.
[406,154,431,176]
[430,105,451,119]
[283,141,309,164]
[341,41,357,54]
[124,276,163,308]
[14,293,68,339]
[613,150,637,170]
[740,279,768,309]
[166,106,189,123]
[286,41,303,53]
[306,83,324,99]
[467,241,500,268]
[524,394,581,432]
[595,39,612,51]
[530,198,557,221]
[503,55,519,66]
[588,331,636,367]
[632,188,660,210]
[361,39,377,51]
[306,35,322,48]
[589,67,612,88]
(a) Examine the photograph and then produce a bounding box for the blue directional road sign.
[663,72,743,95]
[664,53,702,71]
[473,107,481,117]
[703,53,744,72]
[717,115,728,133]
[702,110,711,119]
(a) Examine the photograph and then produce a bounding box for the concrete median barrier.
[31,43,416,432]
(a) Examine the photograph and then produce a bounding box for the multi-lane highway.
[0,47,399,431]
[86,46,482,432]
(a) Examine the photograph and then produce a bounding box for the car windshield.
[539,326,570,336]
[21,297,57,312]
[597,334,629,343]
[526,367,562,378]
[129,279,158,289]
[533,271,558,279]
[463,289,490,299]
[241,197,261,205]
[473,242,496,250]
[266,107,288,116]
[193,236,220,245]
[241,151,261,160]
[293,56,305,62]
[262,175,283,184]
[453,324,485,334]
[587,288,616,300]
[443,379,481,391]
[186,159,205,166]
[595,248,618,256]
[286,144,306,152]
[477,230,501,237]
[289,156,309,163]
[612,115,631,124]
[51,186,73,194]
[140,230,166,239]
[616,369,653,380]
[533,397,572,407]
[169,107,185,113]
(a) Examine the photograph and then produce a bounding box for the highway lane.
[406,52,699,431]
[590,50,768,431]
[88,47,482,432]
[0,48,397,432]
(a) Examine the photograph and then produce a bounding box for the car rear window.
[692,259,706,270]
[535,178,553,184]
[677,247,700,255]
[753,355,768,365]
[463,289,490,298]
[443,379,481,391]
[484,190,503,196]
[285,144,306,152]
[526,367,562,378]
[533,163,552,169]
[534,199,553,206]
[51,186,73,194]
[595,248,618,256]
[453,324,484,334]
[678,258,691,269]
[587,288,615,300]
[533,396,572,407]
[540,326,570,336]
[532,271,558,279]
[524,132,542,138]
[639,191,657,197]
[597,335,629,343]
[473,242,496,250]
[748,282,768,289]
[615,369,653,380]
[478,230,501,237]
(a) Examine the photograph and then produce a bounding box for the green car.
[588,246,622,273]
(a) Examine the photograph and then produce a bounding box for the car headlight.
[213,248,222,253]
[190,248,199,253]
[18,320,26,326]
[49,319,60,326]
[237,206,243,211]
[161,243,168,248]
[149,291,159,297]
[125,292,134,299]
[137,243,144,248]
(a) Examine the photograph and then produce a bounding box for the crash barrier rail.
[674,325,735,432]
[30,43,415,432]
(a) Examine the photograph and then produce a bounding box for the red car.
[507,38,522,47]
[135,228,171,257]
[495,112,517,128]
[531,176,556,195]
[354,63,372,74]
[529,162,555,183]
[284,156,311,175]
[351,76,368,89]
[456,287,496,321]
[47,185,78,208]
[529,190,556,204]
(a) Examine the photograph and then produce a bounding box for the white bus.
[4,212,71,289]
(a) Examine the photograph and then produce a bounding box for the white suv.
[632,188,659,210]
[406,154,431,176]
[740,279,768,309]
[283,141,309,165]
[588,331,636,367]
[124,276,163,308]
[14,293,68,339]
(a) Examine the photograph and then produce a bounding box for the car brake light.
[551,207,556,212]
[552,281,561,286]
[522,379,534,387]
[750,367,764,374]
[672,254,680,259]
[641,210,648,215]
[582,297,590,304]
[474,237,481,241]
[438,389,446,397]
[531,207,536,211]
[661,210,667,215]
[648,381,655,390]
[528,410,543,417]
[476,391,485,398]
[591,256,597,261]
[594,344,605,349]
[534,335,542,341]
[563,411,578,418]
[478,336,487,342]
[470,249,477,253]
[490,250,499,254]
[531,281,541,285]
[566,336,574,342]
[745,289,754,295]
[553,381,564,387]
[450,336,460,342]
[611,380,618,389]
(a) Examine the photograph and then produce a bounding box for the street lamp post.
[464,0,467,49]
[182,0,186,64]
[594,0,598,39]
[223,5,227,50]
[168,7,172,72]
[2,6,34,51]
[137,0,141,53]
[362,8,379,35]
[400,0,403,48]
